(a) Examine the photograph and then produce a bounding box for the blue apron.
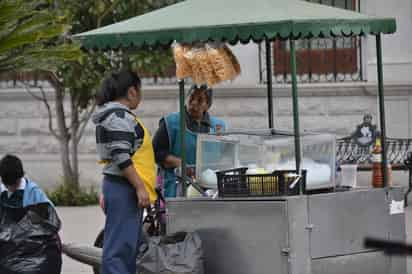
[162,112,225,197]
[0,179,52,207]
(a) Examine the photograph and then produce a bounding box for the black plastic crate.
[216,167,306,197]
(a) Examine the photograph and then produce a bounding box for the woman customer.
[152,84,226,197]
[92,70,157,274]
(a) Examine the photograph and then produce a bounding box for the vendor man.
[153,84,226,197]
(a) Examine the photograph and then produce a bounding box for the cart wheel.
[92,229,104,274]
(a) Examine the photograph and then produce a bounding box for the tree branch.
[76,102,96,143]
[70,94,79,143]
[0,48,25,65]
[46,71,71,142]
[20,82,43,101]
[43,71,62,94]
[20,82,61,140]
[97,0,122,27]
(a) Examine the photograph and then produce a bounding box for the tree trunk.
[54,82,77,189]
[70,140,79,189]
[70,95,80,190]
[60,136,75,187]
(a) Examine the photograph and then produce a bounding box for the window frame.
[272,0,361,80]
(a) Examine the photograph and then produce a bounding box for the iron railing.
[0,71,178,88]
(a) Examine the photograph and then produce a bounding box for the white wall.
[230,43,260,85]
[364,0,412,82]
[2,83,412,189]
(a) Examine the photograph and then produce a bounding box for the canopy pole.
[376,34,388,188]
[179,80,187,195]
[265,38,274,129]
[289,39,302,189]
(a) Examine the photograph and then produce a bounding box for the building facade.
[0,0,411,189]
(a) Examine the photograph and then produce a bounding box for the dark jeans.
[101,175,143,274]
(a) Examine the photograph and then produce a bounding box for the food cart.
[70,0,406,273]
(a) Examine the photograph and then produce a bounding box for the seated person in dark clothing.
[0,155,52,221]
[0,154,62,274]
[152,84,226,197]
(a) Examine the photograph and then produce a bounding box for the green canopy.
[74,0,396,49]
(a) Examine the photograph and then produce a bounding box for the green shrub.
[46,184,99,206]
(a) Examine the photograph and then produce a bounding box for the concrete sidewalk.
[57,200,412,274]
[57,206,104,274]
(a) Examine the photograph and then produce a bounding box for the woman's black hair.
[0,154,24,186]
[96,69,141,106]
[188,84,213,108]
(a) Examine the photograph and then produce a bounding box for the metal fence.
[0,71,178,88]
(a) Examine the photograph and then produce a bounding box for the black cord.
[364,237,412,255]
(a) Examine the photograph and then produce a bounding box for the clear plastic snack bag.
[206,43,240,82]
[173,42,193,80]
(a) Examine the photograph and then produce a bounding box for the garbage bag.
[137,231,204,274]
[0,203,62,274]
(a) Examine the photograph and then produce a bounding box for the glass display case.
[196,129,336,190]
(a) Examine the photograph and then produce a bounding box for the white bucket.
[340,164,358,188]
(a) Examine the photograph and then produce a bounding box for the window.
[269,0,362,83]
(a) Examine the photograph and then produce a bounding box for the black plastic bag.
[0,203,62,274]
[137,231,204,274]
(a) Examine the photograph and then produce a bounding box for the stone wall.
[0,82,411,190]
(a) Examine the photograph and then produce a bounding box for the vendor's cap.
[188,84,213,108]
